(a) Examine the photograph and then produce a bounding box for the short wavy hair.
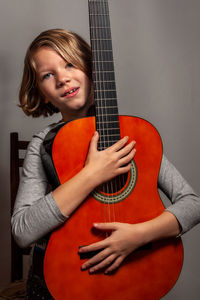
[19,29,92,117]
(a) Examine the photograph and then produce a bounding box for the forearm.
[158,155,200,234]
[11,193,67,248]
[52,165,99,217]
[140,211,181,245]
[53,134,135,217]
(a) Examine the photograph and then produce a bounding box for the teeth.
[67,88,77,95]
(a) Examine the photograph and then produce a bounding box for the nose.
[56,70,71,87]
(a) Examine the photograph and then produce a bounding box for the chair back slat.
[10,132,30,282]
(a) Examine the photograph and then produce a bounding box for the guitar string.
[101,0,114,223]
[95,0,113,224]
[95,0,116,223]
[98,0,112,224]
[102,0,116,223]
[102,0,126,224]
[91,0,109,225]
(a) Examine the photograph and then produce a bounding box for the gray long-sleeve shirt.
[11,123,200,248]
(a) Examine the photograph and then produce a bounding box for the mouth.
[62,87,79,98]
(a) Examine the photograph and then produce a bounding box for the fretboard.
[88,0,120,150]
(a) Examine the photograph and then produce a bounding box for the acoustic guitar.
[44,1,183,299]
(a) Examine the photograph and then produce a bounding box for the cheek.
[38,83,53,99]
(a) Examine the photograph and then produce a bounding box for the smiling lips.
[62,87,79,98]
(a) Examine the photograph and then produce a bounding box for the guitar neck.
[88,0,120,150]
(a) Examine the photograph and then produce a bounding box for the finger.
[79,238,109,253]
[109,136,129,152]
[89,131,99,152]
[118,149,136,166]
[116,163,132,175]
[93,222,119,231]
[89,254,118,274]
[81,248,112,270]
[117,140,136,159]
[104,256,125,274]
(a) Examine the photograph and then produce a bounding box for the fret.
[90,13,109,16]
[95,114,119,123]
[95,89,116,93]
[96,120,119,131]
[96,124,119,135]
[90,29,111,40]
[98,134,120,139]
[96,120,119,124]
[98,145,117,150]
[96,113,118,117]
[95,105,118,109]
[97,130,121,136]
[95,89,116,91]
[89,0,108,2]
[89,15,110,28]
[98,136,121,147]
[92,51,113,63]
[94,99,117,107]
[94,90,117,99]
[93,49,112,51]
[91,39,112,51]
[93,60,113,62]
[94,72,115,82]
[90,27,109,29]
[94,81,116,90]
[98,135,120,141]
[97,127,120,132]
[96,106,118,115]
[91,38,111,41]
[93,62,114,71]
[94,69,114,73]
[89,1,109,15]
[95,97,117,102]
[95,70,114,75]
[98,134,121,140]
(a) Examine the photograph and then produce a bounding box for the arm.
[53,132,135,217]
[11,127,135,248]
[79,155,200,274]
[159,155,200,234]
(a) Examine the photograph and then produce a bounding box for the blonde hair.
[19,29,92,117]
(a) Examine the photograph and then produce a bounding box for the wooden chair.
[10,132,31,282]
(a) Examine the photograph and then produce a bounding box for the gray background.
[0,0,200,299]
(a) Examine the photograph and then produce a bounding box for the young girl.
[12,29,200,299]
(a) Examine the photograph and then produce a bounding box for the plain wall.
[0,0,200,299]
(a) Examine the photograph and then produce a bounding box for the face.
[33,47,91,121]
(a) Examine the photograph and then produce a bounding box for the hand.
[79,222,145,274]
[84,132,136,186]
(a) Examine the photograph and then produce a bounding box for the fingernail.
[81,265,86,270]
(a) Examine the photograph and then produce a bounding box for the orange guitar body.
[43,115,183,300]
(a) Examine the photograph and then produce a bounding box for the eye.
[42,73,53,80]
[66,63,73,68]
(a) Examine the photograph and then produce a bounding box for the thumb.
[93,222,118,231]
[89,131,99,152]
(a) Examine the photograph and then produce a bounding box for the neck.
[61,103,94,123]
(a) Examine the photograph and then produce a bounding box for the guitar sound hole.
[98,173,128,194]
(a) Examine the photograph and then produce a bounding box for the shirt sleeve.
[158,155,200,234]
[11,127,67,248]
